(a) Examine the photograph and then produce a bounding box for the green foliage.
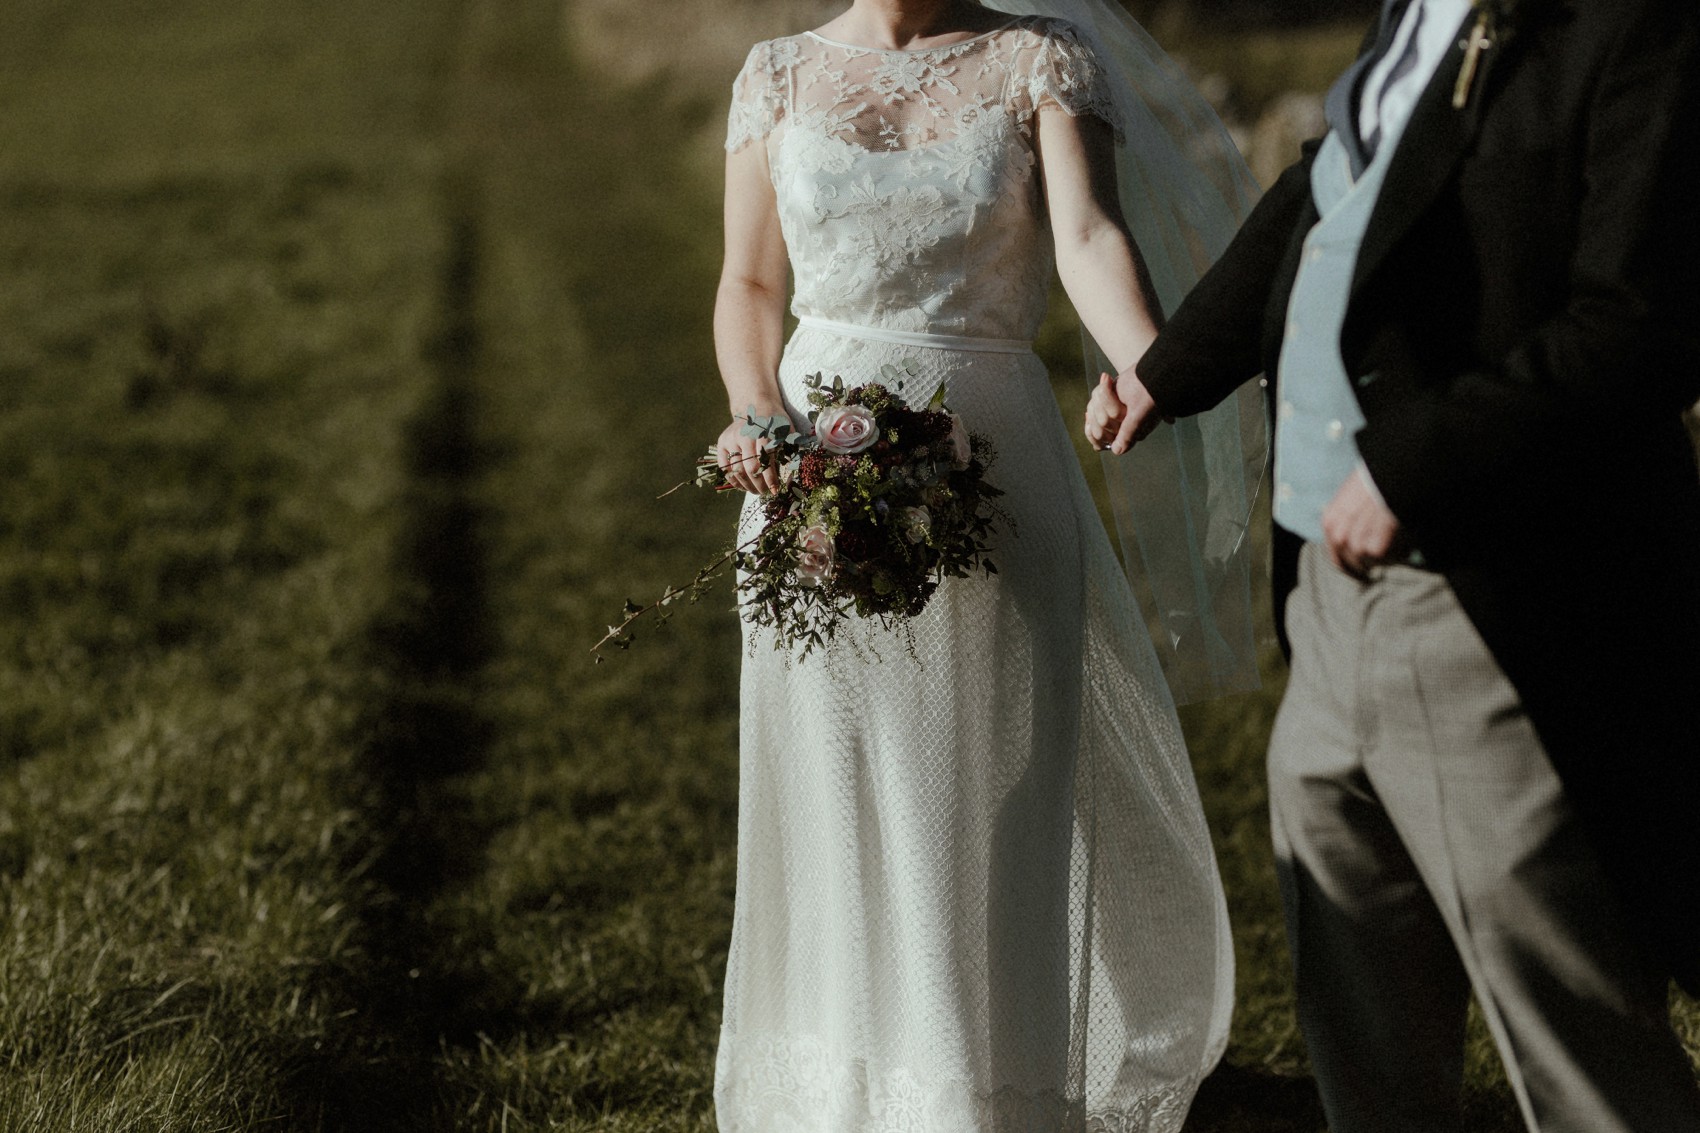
[738,407,802,447]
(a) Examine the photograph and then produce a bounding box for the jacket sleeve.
[1355,3,1700,534]
[1135,139,1319,418]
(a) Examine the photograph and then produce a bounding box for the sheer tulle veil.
[988,0,1269,703]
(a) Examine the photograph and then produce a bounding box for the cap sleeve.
[726,40,788,153]
[1025,19,1122,140]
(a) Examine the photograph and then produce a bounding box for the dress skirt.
[714,323,1234,1133]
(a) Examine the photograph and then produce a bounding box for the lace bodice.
[726,17,1119,340]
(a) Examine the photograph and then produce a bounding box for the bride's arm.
[713,141,790,494]
[1035,109,1165,452]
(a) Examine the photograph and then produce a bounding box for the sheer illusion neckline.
[802,18,1019,54]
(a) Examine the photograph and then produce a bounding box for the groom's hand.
[1110,370,1166,454]
[1322,469,1402,579]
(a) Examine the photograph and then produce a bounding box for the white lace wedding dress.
[717,17,1232,1132]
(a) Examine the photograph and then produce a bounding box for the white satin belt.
[796,315,1033,355]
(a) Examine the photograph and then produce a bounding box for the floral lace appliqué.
[724,17,1117,341]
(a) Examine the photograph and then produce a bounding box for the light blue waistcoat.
[1271,128,1395,542]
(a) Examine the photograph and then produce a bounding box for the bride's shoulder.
[735,33,808,75]
[729,35,807,150]
[996,14,1104,75]
[999,13,1090,45]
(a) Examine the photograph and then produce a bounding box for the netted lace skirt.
[715,324,1232,1133]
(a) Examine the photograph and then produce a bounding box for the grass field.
[0,1,1693,1130]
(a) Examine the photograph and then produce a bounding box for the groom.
[1092,0,1700,1128]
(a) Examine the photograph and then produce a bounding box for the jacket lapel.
[1350,12,1503,296]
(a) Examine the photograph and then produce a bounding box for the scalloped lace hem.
[714,1030,1214,1133]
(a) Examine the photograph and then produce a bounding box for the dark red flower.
[797,451,831,490]
[834,523,883,563]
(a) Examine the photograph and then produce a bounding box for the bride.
[709,0,1258,1127]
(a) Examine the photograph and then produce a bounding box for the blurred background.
[0,1,1691,1130]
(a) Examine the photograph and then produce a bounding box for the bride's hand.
[1084,373,1127,451]
[716,411,789,495]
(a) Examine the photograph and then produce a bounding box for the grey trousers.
[1269,543,1700,1133]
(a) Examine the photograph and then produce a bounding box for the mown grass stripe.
[0,0,1691,1129]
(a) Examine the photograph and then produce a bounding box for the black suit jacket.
[1140,0,1700,991]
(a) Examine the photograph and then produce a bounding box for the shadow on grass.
[275,199,503,1132]
[1188,1061,1325,1132]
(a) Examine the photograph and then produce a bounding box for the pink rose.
[816,405,879,455]
[948,413,972,468]
[795,525,835,586]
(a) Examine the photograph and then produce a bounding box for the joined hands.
[1083,370,1405,579]
[1083,369,1167,455]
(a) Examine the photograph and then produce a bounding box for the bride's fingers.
[742,440,771,495]
[762,442,785,494]
[722,447,753,493]
[728,451,753,491]
[1085,390,1126,450]
[716,435,790,494]
[1087,384,1122,418]
[1085,403,1116,446]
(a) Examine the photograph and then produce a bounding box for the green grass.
[0,1,1693,1130]
[0,0,459,1127]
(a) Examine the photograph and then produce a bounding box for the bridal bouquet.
[594,367,1006,661]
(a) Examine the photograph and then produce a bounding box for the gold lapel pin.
[1452,10,1494,109]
